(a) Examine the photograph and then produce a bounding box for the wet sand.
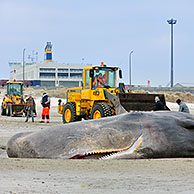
[1,93,194,193]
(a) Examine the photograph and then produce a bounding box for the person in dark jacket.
[40,92,51,123]
[24,96,35,122]
[154,96,165,111]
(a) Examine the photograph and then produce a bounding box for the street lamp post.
[167,18,177,88]
[23,48,26,84]
[129,50,133,86]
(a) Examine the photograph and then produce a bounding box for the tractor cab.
[90,67,118,89]
[84,65,122,91]
[7,81,23,97]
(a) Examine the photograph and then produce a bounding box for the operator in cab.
[93,73,106,88]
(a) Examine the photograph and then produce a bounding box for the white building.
[9,61,85,87]
[9,42,87,88]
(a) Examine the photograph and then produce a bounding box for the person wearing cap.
[24,96,35,122]
[40,92,51,123]
[154,96,165,111]
[176,99,190,113]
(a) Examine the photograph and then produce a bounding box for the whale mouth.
[70,135,142,160]
[70,150,121,159]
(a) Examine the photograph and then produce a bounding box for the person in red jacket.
[93,73,106,88]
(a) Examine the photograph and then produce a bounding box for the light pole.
[23,48,26,84]
[167,18,177,88]
[129,50,133,86]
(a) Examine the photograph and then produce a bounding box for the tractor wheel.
[91,103,112,119]
[6,105,11,116]
[1,105,6,116]
[62,102,80,124]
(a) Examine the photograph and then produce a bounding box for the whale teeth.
[100,152,117,160]
[100,153,118,160]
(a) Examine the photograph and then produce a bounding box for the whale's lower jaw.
[70,135,142,160]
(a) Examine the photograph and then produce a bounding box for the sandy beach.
[1,90,194,193]
[1,158,194,194]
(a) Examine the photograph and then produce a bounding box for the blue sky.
[1,0,194,86]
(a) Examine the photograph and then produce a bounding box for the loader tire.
[6,105,11,116]
[1,105,6,116]
[62,102,80,124]
[91,103,112,119]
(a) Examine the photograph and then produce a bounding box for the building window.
[70,69,83,72]
[40,68,56,71]
[58,73,68,78]
[70,73,82,78]
[58,68,68,72]
[40,72,55,78]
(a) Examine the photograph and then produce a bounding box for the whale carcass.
[6,111,194,159]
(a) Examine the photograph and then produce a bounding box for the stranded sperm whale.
[6,111,194,159]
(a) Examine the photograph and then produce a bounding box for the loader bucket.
[115,93,167,115]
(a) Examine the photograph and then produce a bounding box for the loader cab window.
[7,83,23,96]
[92,68,116,89]
[85,70,90,89]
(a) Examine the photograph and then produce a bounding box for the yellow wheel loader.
[58,63,168,124]
[1,80,36,117]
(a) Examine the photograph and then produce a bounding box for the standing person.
[24,96,35,122]
[40,92,51,123]
[154,96,165,111]
[176,99,190,113]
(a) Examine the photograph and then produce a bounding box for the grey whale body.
[6,111,194,159]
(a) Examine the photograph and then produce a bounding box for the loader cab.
[87,67,119,89]
[7,82,23,96]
